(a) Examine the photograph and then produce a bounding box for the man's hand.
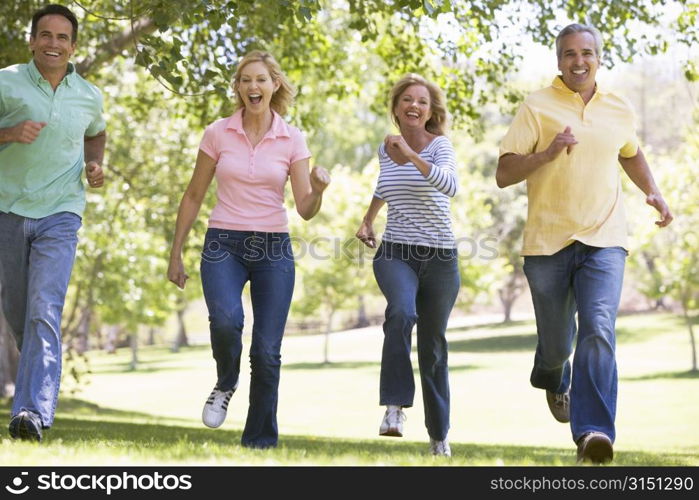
[544,126,578,160]
[310,166,331,194]
[11,120,47,144]
[85,161,104,188]
[646,192,673,227]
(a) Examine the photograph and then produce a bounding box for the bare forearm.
[0,127,15,144]
[363,197,386,223]
[619,150,661,196]
[297,190,323,220]
[84,132,107,165]
[496,151,552,188]
[170,194,204,257]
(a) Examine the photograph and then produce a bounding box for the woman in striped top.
[356,74,460,457]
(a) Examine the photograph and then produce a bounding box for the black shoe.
[8,411,43,442]
[577,432,613,464]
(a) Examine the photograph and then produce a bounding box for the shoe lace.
[554,393,569,409]
[207,386,234,409]
[387,408,406,426]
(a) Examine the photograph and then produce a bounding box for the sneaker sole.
[8,416,21,439]
[579,436,613,464]
[379,428,403,437]
[10,414,42,442]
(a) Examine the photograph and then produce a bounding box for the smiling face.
[29,14,75,76]
[557,31,599,97]
[394,84,432,131]
[235,61,280,116]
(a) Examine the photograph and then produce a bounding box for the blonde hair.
[231,50,295,116]
[389,73,449,136]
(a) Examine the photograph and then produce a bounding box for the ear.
[273,79,281,92]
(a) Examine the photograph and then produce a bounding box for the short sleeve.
[618,99,640,158]
[198,122,219,161]
[499,102,539,158]
[289,127,311,164]
[85,90,106,137]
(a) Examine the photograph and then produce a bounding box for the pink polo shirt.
[199,109,311,232]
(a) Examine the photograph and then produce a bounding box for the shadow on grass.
[1,398,695,466]
[621,370,699,382]
[447,319,532,335]
[448,334,538,353]
[283,361,380,371]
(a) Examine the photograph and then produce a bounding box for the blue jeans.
[523,241,626,443]
[0,211,81,428]
[200,229,295,448]
[373,241,460,441]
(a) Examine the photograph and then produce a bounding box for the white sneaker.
[202,382,237,428]
[379,406,406,437]
[430,438,451,457]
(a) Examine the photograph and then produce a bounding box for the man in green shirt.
[0,4,106,442]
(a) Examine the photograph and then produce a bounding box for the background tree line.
[0,0,697,394]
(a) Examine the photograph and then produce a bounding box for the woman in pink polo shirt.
[167,50,330,449]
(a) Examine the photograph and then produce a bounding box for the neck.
[400,126,432,151]
[34,61,69,91]
[579,85,596,104]
[242,108,273,132]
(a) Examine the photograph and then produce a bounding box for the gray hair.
[555,23,603,60]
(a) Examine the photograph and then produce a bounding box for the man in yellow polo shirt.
[0,4,106,442]
[497,23,672,463]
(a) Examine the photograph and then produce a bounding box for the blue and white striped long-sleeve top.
[374,135,458,249]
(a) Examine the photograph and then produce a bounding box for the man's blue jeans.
[523,241,626,443]
[200,229,295,448]
[0,211,81,428]
[373,241,460,441]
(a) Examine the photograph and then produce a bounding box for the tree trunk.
[129,331,139,371]
[74,306,92,354]
[683,303,698,372]
[323,309,335,365]
[172,302,189,352]
[0,311,19,398]
[498,269,524,323]
[355,295,369,328]
[104,325,120,354]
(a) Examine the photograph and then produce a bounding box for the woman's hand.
[356,219,377,248]
[167,255,189,289]
[310,166,331,194]
[384,134,414,165]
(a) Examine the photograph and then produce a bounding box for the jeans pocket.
[201,231,232,263]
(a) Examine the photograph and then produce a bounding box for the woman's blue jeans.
[200,229,295,448]
[373,241,460,441]
[523,241,627,443]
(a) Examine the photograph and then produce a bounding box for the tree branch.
[76,17,157,75]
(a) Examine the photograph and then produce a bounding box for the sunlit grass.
[1,312,697,465]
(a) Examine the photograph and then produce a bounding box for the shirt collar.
[225,108,290,138]
[27,59,76,87]
[551,75,608,97]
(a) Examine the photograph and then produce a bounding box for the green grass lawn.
[1,312,697,466]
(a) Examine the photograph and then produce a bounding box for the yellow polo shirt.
[499,76,639,256]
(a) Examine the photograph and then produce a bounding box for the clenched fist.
[310,166,331,194]
[85,161,104,188]
[11,120,47,144]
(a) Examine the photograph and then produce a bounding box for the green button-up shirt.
[0,60,106,218]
